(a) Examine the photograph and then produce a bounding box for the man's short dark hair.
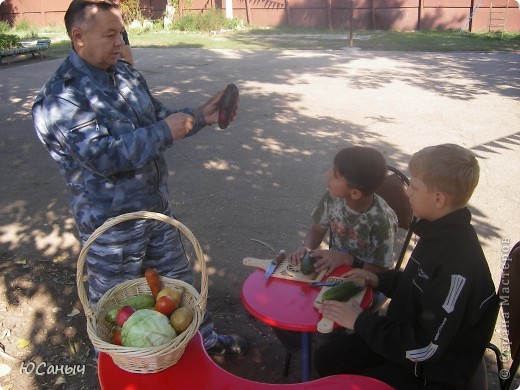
[334,146,387,196]
[64,0,119,37]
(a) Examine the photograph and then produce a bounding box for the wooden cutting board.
[313,276,367,333]
[242,257,327,283]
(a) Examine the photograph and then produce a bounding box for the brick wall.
[1,0,518,32]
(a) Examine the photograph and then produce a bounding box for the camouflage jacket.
[32,50,207,234]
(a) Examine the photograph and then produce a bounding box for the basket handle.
[76,211,208,319]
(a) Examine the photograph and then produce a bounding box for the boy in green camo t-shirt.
[275,146,398,353]
[289,146,397,274]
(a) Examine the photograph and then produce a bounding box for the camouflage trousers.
[79,215,217,348]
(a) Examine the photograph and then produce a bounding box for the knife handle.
[274,249,286,264]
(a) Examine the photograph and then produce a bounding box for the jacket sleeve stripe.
[406,342,439,362]
[442,274,466,314]
[480,292,496,309]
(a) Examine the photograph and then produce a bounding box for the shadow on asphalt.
[0,48,519,389]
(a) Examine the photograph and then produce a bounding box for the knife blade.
[308,281,341,287]
[264,249,287,280]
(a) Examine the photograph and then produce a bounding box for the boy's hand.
[342,268,380,289]
[312,249,347,275]
[288,247,309,265]
[319,300,362,330]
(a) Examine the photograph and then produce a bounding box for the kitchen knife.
[264,249,287,280]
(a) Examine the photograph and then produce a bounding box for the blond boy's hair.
[409,144,479,209]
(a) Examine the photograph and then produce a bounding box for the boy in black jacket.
[314,144,499,389]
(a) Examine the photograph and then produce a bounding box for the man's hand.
[198,89,238,126]
[165,113,195,140]
[319,300,362,330]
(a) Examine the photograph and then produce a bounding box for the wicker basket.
[76,211,208,373]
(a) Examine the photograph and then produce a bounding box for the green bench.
[0,38,51,64]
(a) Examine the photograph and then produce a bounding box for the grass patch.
[44,39,72,58]
[2,14,519,62]
[124,28,520,52]
[126,29,348,50]
[353,30,520,52]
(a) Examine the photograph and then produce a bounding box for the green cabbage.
[121,309,176,347]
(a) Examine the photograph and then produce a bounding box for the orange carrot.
[145,268,162,299]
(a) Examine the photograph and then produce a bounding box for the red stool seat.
[98,332,394,389]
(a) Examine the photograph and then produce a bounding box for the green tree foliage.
[120,0,144,24]
[0,34,20,50]
[0,21,11,34]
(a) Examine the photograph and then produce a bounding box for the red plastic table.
[98,332,393,389]
[241,265,373,382]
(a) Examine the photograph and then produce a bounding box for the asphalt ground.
[0,47,519,389]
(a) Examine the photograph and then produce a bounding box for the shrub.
[12,19,38,39]
[120,0,144,24]
[171,8,243,32]
[172,13,199,32]
[0,34,20,50]
[14,19,33,32]
[197,9,228,32]
[225,16,245,30]
[0,21,10,34]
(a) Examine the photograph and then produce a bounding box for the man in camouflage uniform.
[32,0,247,357]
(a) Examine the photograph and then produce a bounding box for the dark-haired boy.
[274,146,398,352]
[289,146,398,274]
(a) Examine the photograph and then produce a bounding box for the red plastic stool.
[98,332,395,389]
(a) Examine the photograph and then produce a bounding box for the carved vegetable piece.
[300,251,316,275]
[218,83,239,129]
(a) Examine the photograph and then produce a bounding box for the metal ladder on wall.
[488,0,509,34]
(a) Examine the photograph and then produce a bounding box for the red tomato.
[113,329,122,346]
[155,295,177,316]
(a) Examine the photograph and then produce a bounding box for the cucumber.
[104,295,155,324]
[119,295,155,309]
[300,251,316,275]
[321,280,363,302]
